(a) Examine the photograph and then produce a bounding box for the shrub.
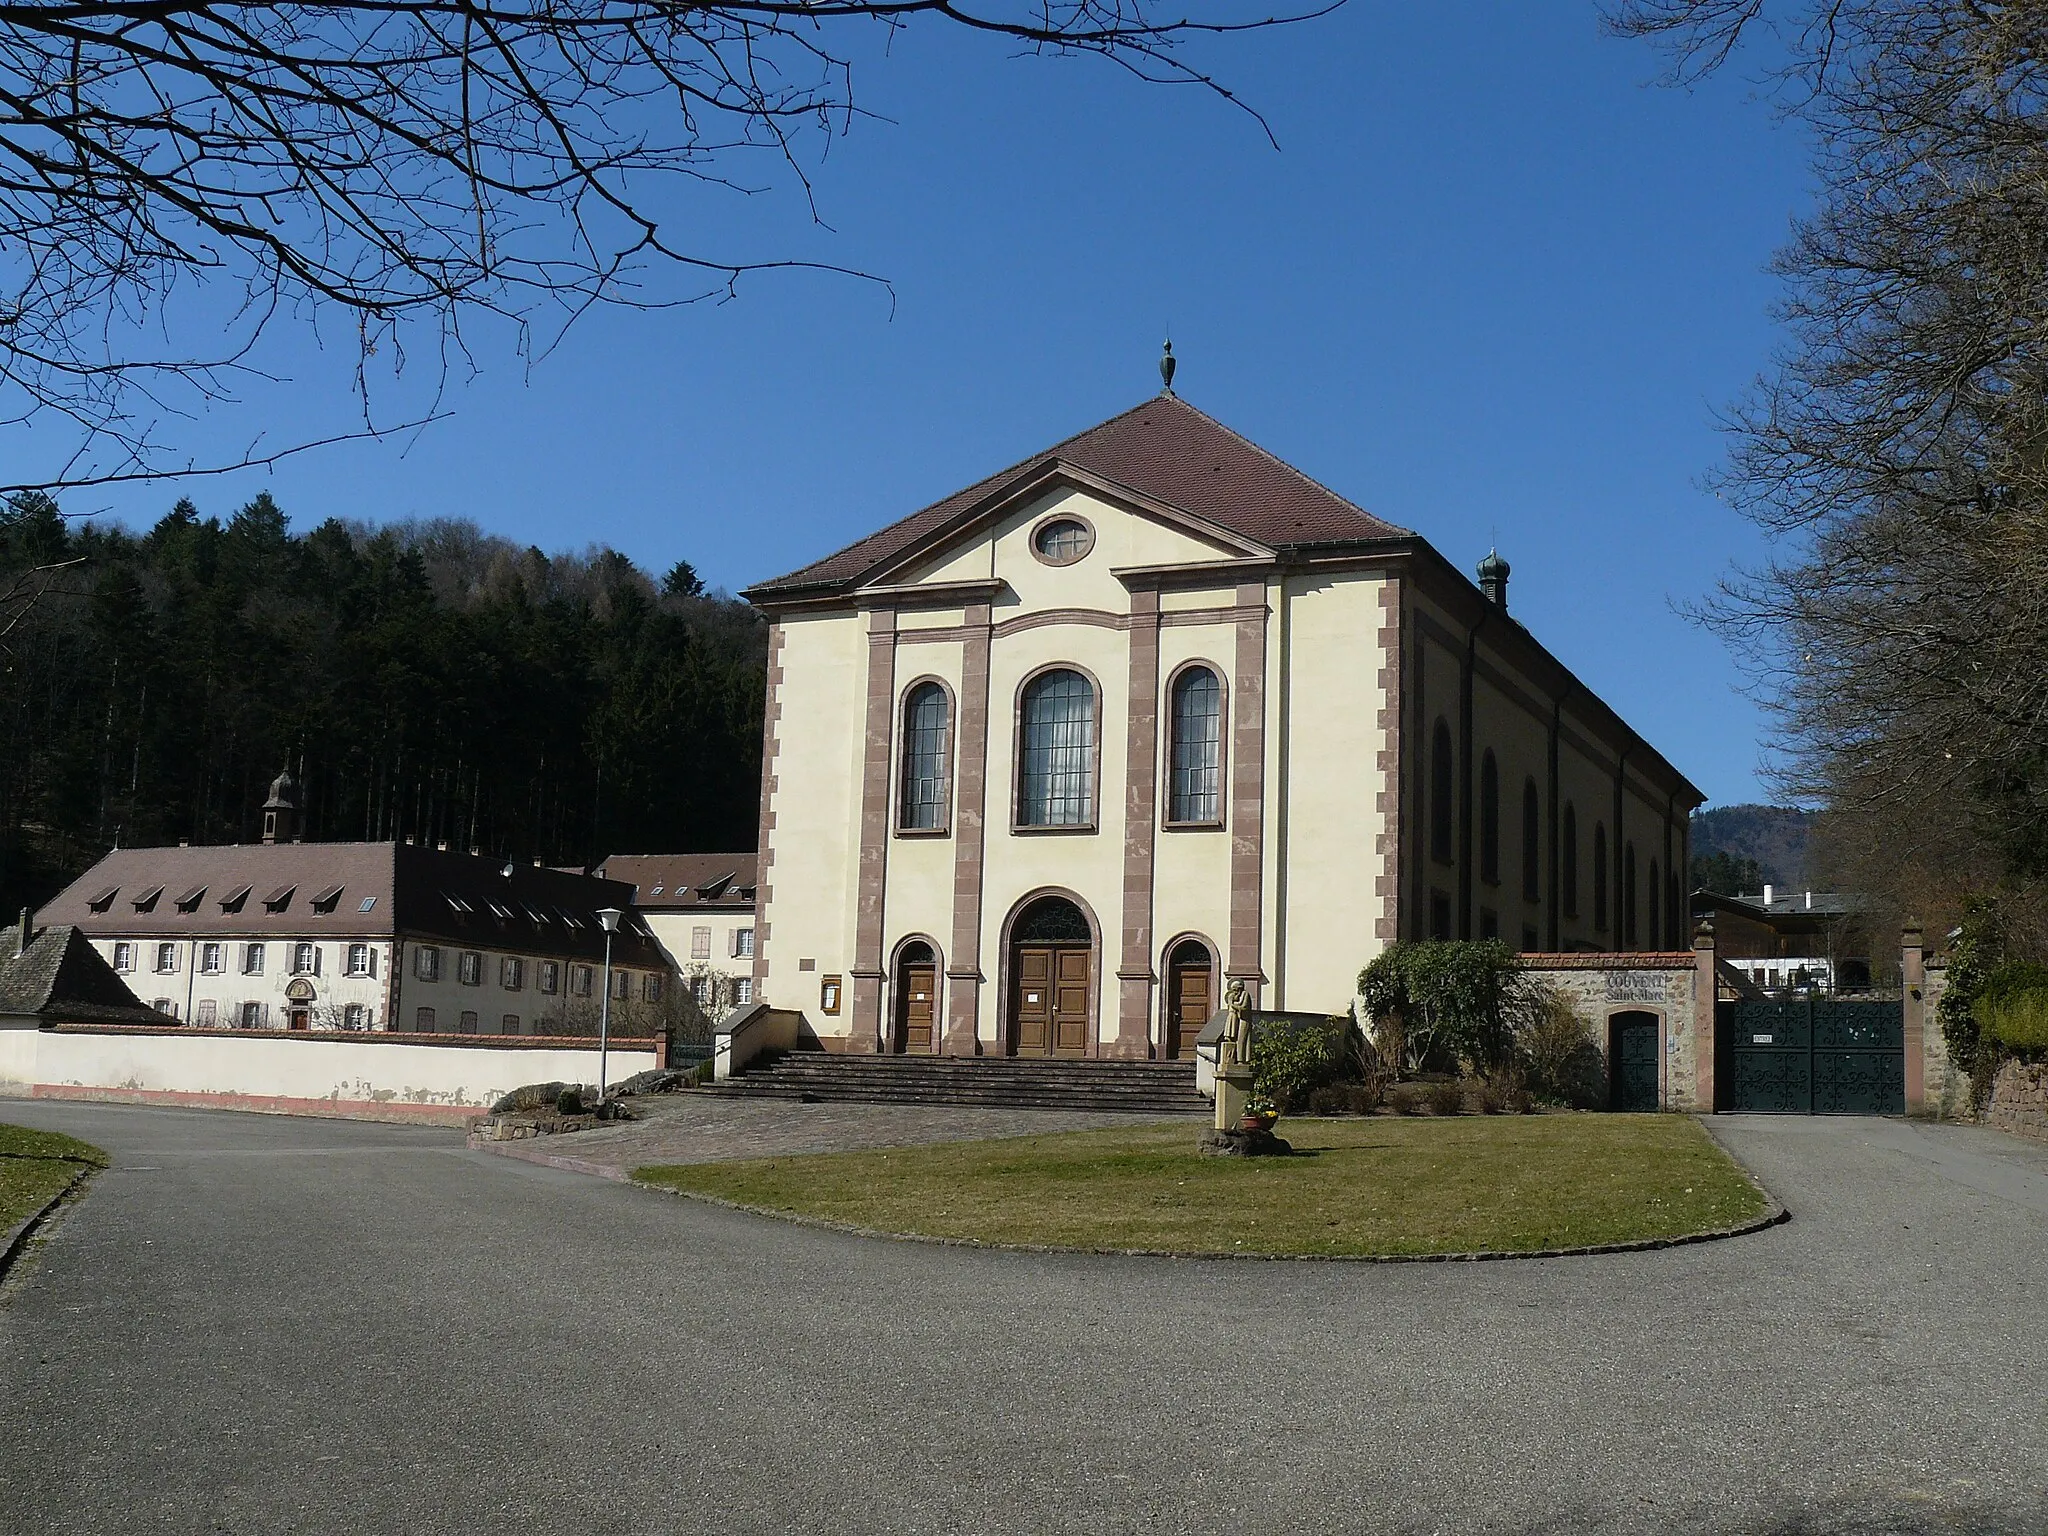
[1477,1063,1534,1115]
[1391,1083,1430,1116]
[1250,1015,1368,1112]
[1427,1080,1467,1116]
[1304,1079,1384,1116]
[692,1058,716,1087]
[556,1086,585,1116]
[1938,897,2001,1075]
[1358,941,1541,1075]
[1518,993,1607,1109]
[1978,964,2048,1055]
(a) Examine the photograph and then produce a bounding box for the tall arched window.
[1648,858,1661,949]
[1018,669,1095,827]
[898,682,951,832]
[1166,666,1223,825]
[1430,720,1454,865]
[1593,822,1609,931]
[1479,750,1501,885]
[1562,803,1579,917]
[1522,778,1541,902]
[1624,842,1639,948]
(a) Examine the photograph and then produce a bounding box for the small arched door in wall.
[285,978,316,1032]
[1609,1011,1659,1112]
[893,942,939,1055]
[1009,896,1092,1057]
[1165,941,1212,1060]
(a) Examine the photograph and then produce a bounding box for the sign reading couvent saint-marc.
[740,382,1702,1061]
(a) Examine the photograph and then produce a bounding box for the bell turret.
[262,766,299,844]
[1476,547,1510,611]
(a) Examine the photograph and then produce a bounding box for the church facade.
[742,392,1701,1059]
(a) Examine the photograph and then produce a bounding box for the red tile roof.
[745,394,1411,597]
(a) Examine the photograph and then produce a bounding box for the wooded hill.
[0,492,767,915]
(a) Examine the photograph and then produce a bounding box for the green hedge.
[1975,963,2048,1056]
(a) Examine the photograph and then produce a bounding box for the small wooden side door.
[1170,961,1211,1060]
[1013,947,1053,1056]
[901,963,937,1055]
[1052,948,1091,1056]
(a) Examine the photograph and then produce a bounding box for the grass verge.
[1,1122,109,1233]
[636,1114,1768,1258]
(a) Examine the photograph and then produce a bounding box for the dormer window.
[132,885,165,913]
[263,884,295,913]
[87,886,118,913]
[175,885,207,913]
[310,884,344,914]
[219,885,252,913]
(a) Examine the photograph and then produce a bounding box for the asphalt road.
[1,1103,2044,1536]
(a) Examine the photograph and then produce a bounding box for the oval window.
[1032,518,1093,565]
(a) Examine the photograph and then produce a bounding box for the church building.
[742,381,1702,1059]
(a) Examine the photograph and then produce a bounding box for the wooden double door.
[1012,945,1091,1056]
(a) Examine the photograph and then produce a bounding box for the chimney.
[1475,548,1510,611]
[1763,883,1775,907]
[1805,890,1813,910]
[16,906,28,957]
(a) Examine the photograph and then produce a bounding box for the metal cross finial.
[1159,338,1176,394]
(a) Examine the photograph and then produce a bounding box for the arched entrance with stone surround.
[1003,893,1096,1057]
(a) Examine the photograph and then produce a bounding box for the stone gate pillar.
[1902,921,1926,1115]
[1693,920,1717,1113]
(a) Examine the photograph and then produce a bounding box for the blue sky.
[49,7,1809,809]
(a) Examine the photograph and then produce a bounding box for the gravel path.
[1,1102,2044,1535]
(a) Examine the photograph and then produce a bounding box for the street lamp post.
[596,906,622,1102]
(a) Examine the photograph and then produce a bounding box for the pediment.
[862,461,1267,593]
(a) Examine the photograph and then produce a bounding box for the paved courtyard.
[1,1101,2044,1535]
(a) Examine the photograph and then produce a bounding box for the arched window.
[1018,669,1095,827]
[1593,822,1609,931]
[898,682,951,832]
[1562,803,1579,917]
[1430,720,1454,865]
[1624,842,1639,948]
[1166,666,1223,825]
[1648,858,1661,949]
[1479,750,1501,886]
[1522,778,1541,902]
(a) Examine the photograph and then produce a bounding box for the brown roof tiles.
[745,394,1410,598]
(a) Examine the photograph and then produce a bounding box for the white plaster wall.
[1274,571,1390,1014]
[757,609,865,1019]
[100,936,391,1027]
[0,1027,655,1110]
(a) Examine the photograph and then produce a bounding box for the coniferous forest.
[0,490,767,913]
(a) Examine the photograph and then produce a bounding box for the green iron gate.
[1719,998,1904,1114]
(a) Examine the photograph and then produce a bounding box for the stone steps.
[701,1053,1210,1115]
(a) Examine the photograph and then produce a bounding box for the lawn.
[0,1122,107,1233]
[635,1114,1769,1258]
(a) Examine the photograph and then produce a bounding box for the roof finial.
[1159,337,1176,395]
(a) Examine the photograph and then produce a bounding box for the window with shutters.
[458,950,482,986]
[691,926,711,959]
[538,960,560,995]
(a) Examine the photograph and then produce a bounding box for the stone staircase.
[701,1052,1210,1116]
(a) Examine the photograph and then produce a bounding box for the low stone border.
[467,1138,628,1182]
[0,1160,96,1285]
[627,1120,1793,1265]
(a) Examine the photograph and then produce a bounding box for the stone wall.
[1521,955,1706,1111]
[1987,1059,2048,1143]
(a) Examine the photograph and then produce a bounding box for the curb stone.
[628,1119,1794,1264]
[0,1161,95,1285]
[466,1137,628,1182]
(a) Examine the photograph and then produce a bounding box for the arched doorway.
[1164,939,1213,1060]
[893,940,939,1055]
[1008,895,1092,1057]
[285,978,315,1032]
[1609,1011,1659,1112]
